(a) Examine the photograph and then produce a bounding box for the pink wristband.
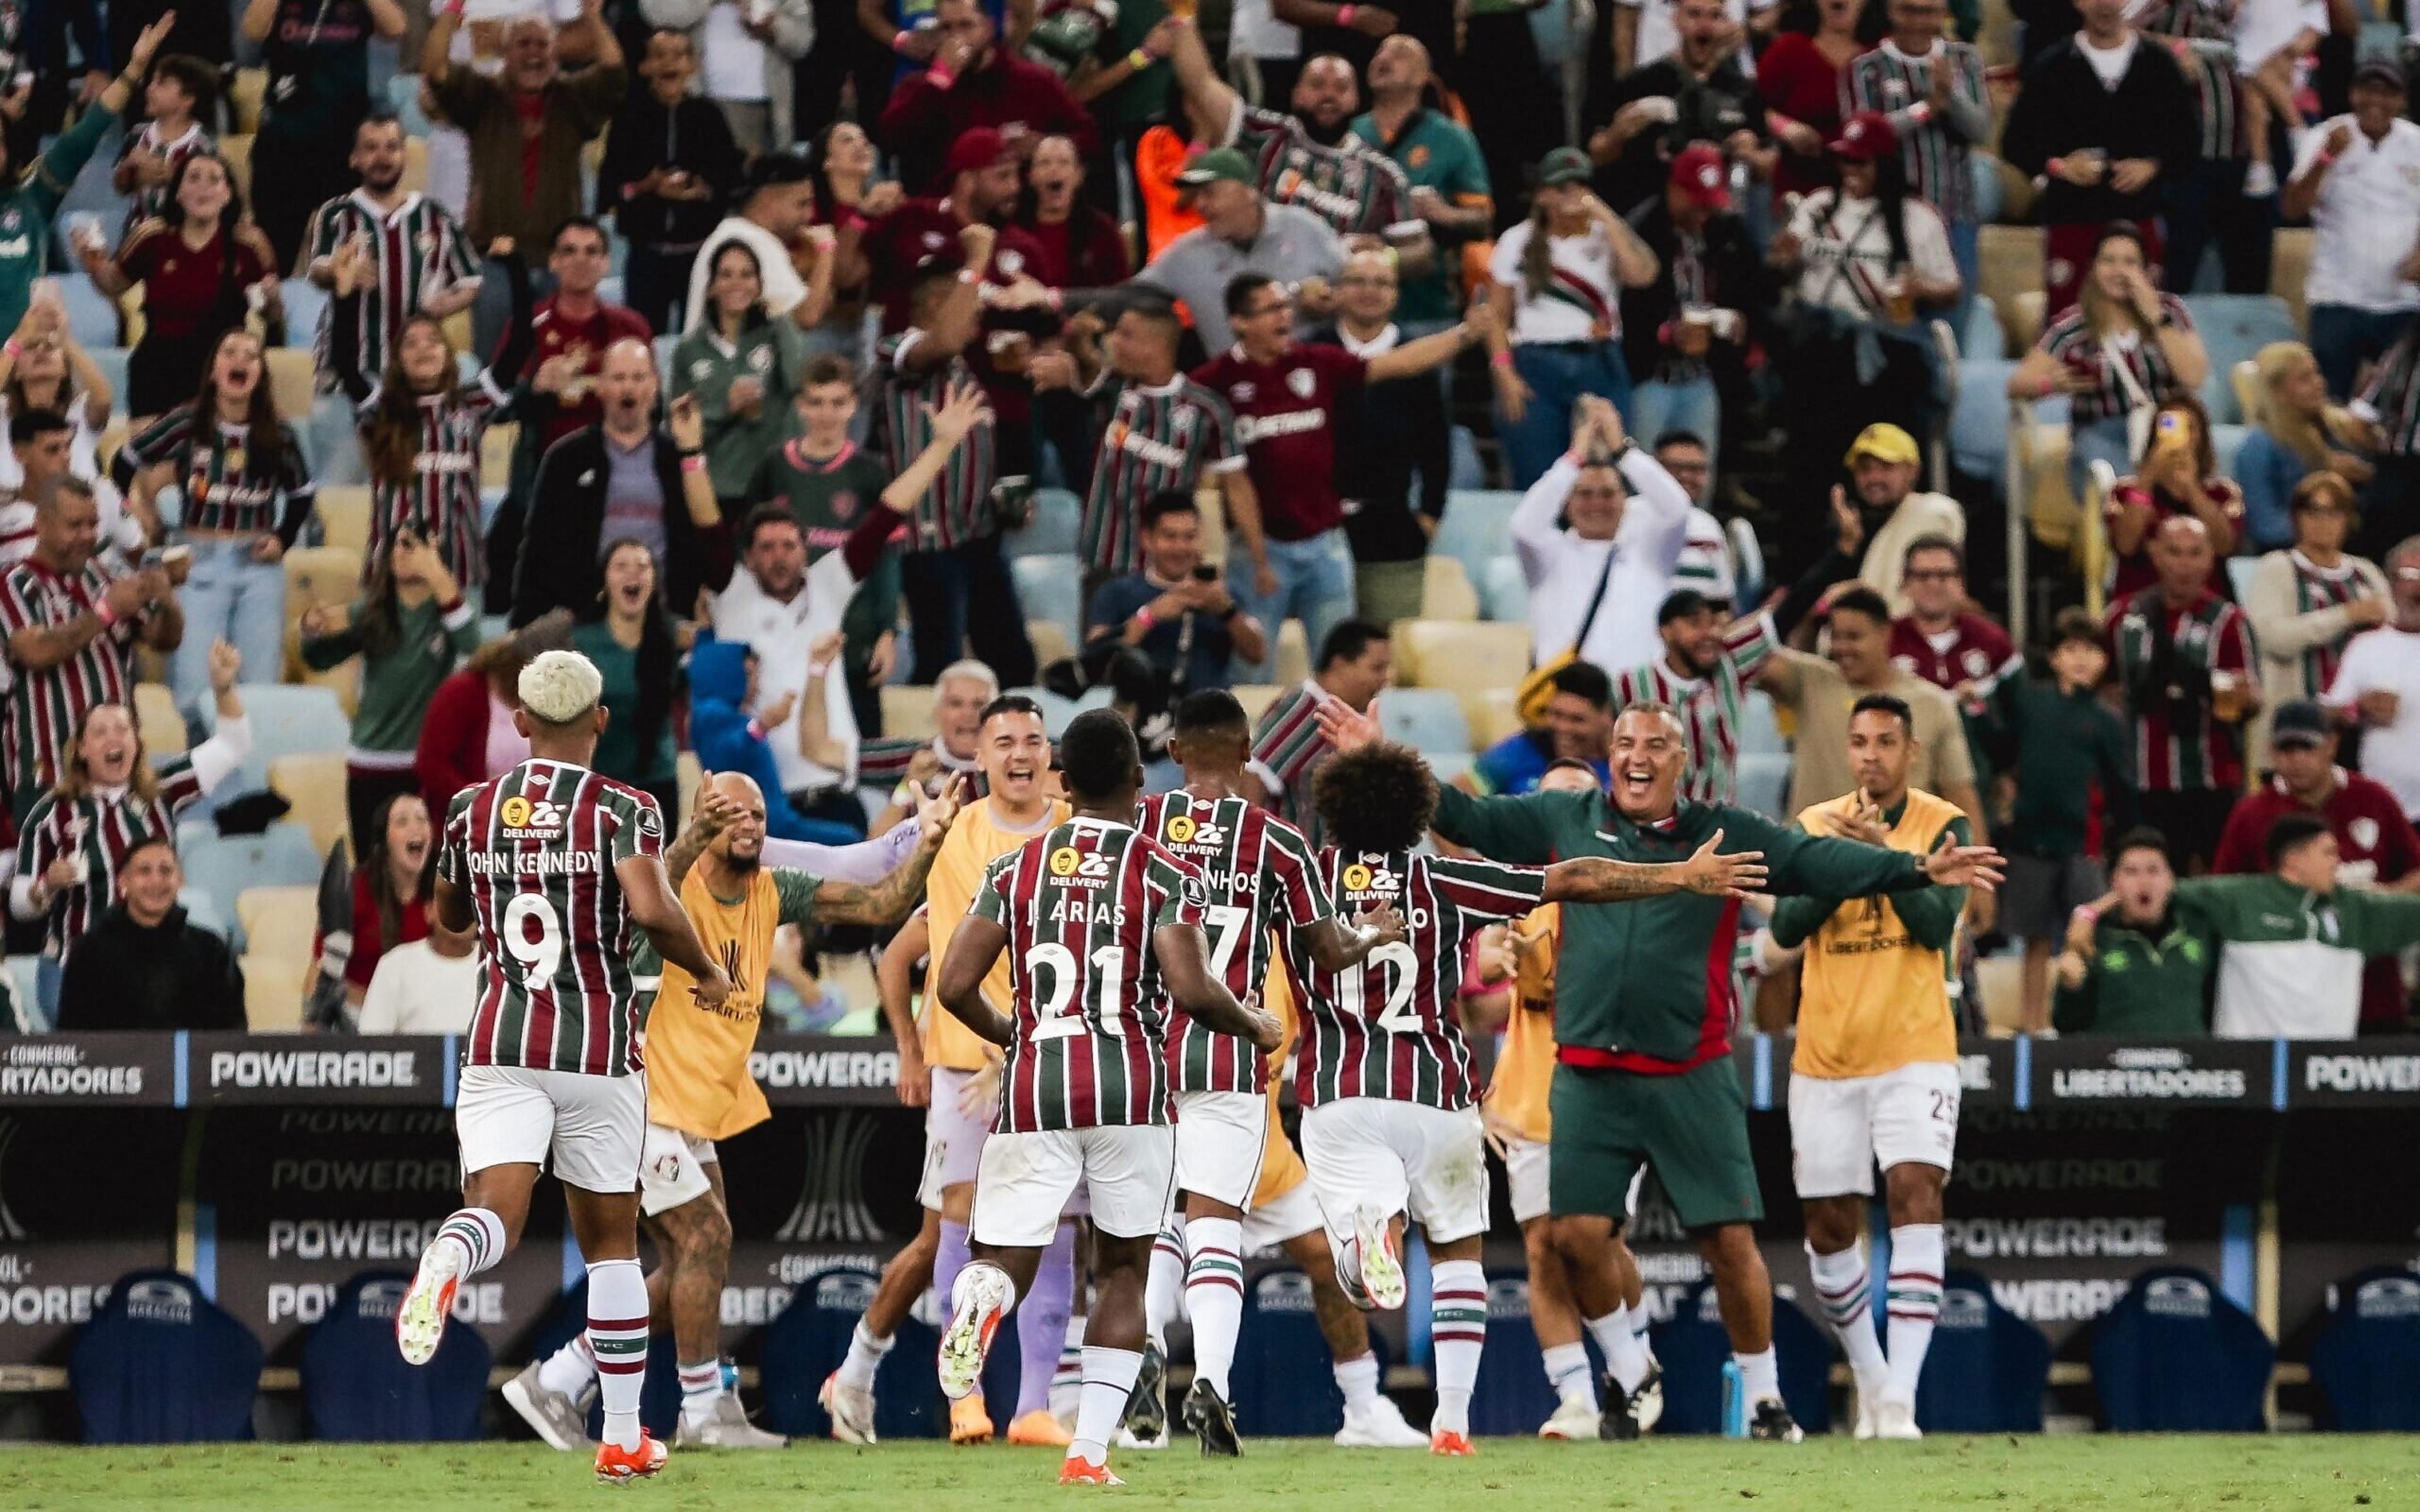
[1907,101,1933,125]
[1134,606,1158,631]
[1337,3,1357,23]
[93,599,117,627]
[927,62,956,87]
[681,455,706,474]
[890,27,914,53]
[1490,350,1513,370]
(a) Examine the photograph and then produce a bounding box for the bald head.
[705,770,770,869]
[599,338,659,434]
[1368,35,1432,97]
[2150,513,2214,598]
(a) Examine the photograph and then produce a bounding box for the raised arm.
[880,380,993,515]
[1158,15,1242,147]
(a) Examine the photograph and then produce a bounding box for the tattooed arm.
[1295,905,1407,973]
[1541,832,1770,904]
[812,829,945,925]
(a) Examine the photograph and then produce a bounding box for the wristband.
[1560,448,1586,469]
[681,455,706,475]
[1133,605,1158,631]
[890,27,915,53]
[677,445,704,459]
[2046,156,2065,180]
[1907,101,1933,125]
[1490,349,1513,370]
[747,718,766,740]
[93,599,117,627]
[927,62,956,88]
[1336,3,1357,22]
[1127,46,1151,69]
[957,267,982,285]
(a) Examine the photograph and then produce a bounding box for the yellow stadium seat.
[882,684,938,743]
[118,288,146,352]
[242,953,309,1033]
[676,750,701,828]
[1027,619,1074,668]
[315,486,372,557]
[1195,485,1228,564]
[267,347,316,424]
[1272,619,1308,688]
[481,421,517,488]
[228,69,268,133]
[269,753,349,857]
[2271,228,2313,329]
[1420,555,1479,621]
[135,680,187,756]
[1473,685,1523,748]
[238,885,321,965]
[287,622,361,714]
[1979,224,2041,353]
[402,137,429,196]
[219,134,255,203]
[1231,684,1282,726]
[1391,619,1530,735]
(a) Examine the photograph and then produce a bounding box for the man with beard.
[504,769,958,1448]
[1583,0,1772,217]
[875,0,1098,192]
[304,113,484,398]
[1606,590,1780,805]
[1468,662,1616,796]
[1351,37,1492,335]
[846,127,1052,336]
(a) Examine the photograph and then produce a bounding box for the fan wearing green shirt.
[673,241,815,510]
[1351,37,1494,335]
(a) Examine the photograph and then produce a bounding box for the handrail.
[2082,457,2119,621]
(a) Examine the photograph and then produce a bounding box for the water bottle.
[1720,1358,1747,1437]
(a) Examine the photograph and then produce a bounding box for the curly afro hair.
[1314,742,1438,856]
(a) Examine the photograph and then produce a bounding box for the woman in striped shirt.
[328,234,533,589]
[2244,471,2388,758]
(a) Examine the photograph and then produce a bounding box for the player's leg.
[401,1067,546,1366]
[940,1129,1069,1404]
[1545,1065,1661,1438]
[1170,1089,1266,1454]
[1506,1135,1593,1437]
[1870,1061,1959,1439]
[1006,1218,1080,1445]
[1265,1222,1422,1447]
[1059,1123,1176,1484]
[926,1066,995,1442]
[1299,1099,1413,1311]
[822,1204,942,1444]
[1790,1072,1891,1434]
[553,1070,666,1478]
[1120,1211,1183,1447]
[1054,1220,1094,1426]
[1404,1104,1492,1457]
[660,1161,783,1447]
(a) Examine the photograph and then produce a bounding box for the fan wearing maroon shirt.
[874,0,1100,195]
[841,127,1051,336]
[1191,272,1484,681]
[2212,698,2420,1033]
[1887,536,2020,710]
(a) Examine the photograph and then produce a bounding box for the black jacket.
[56,904,246,1032]
[511,425,733,627]
[1586,57,1765,215]
[1618,197,1769,387]
[1305,323,1449,564]
[2001,34,2201,226]
[596,93,742,249]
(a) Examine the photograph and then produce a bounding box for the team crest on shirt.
[998,249,1024,276]
[2353,816,2382,852]
[1962,648,1990,677]
[922,231,946,250]
[499,795,566,837]
[1409,145,1430,169]
[689,358,714,381]
[418,229,439,256]
[1286,367,1317,399]
[829,490,858,520]
[748,345,775,374]
[1230,382,1255,402]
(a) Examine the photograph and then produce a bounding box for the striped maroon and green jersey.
[14,758,206,958]
[870,332,998,551]
[1136,791,1332,1094]
[120,409,316,540]
[2277,552,2380,699]
[1249,681,1340,846]
[2131,1,2240,161]
[439,759,666,1077]
[1609,611,1778,805]
[2354,328,2420,457]
[1080,377,1242,576]
[1288,849,1546,1111]
[116,122,214,238]
[1840,42,1988,223]
[352,380,508,588]
[307,190,481,392]
[2106,588,2257,793]
[2037,295,2196,429]
[0,558,141,804]
[1237,106,1418,239]
[969,816,1208,1132]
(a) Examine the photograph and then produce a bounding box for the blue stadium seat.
[205,684,352,793]
[282,279,328,350]
[59,273,120,350]
[2088,1266,2274,1431]
[386,72,433,137]
[2183,295,2298,425]
[2308,1266,2420,1431]
[1470,1270,1581,1435]
[760,1268,946,1440]
[1968,156,2006,227]
[2226,555,2259,604]
[2209,421,2249,486]
[1435,491,1523,591]
[1949,357,2017,484]
[1961,293,2002,359]
[71,1269,262,1443]
[1478,556,1528,623]
[1004,486,1080,558]
[311,394,369,489]
[1426,752,1475,789]
[182,826,325,948]
[597,276,625,309]
[1739,690,1784,760]
[1912,1268,2052,1433]
[654,335,679,384]
[1449,424,1484,490]
[302,1271,490,1441]
[1736,752,1790,820]
[1649,1278,1829,1435]
[1378,687,1472,755]
[1011,554,1083,660]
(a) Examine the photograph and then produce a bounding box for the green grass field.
[9,1436,2417,1511]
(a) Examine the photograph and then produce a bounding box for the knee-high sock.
[1586,1305,1654,1395]
[1051,1311,1087,1420]
[587,1259,651,1452]
[1806,1241,1890,1380]
[836,1317,894,1394]
[1015,1220,1078,1416]
[1145,1219,1187,1352]
[1884,1224,1945,1404]
[1070,1345,1144,1465]
[1541,1341,1596,1406]
[1428,1259,1487,1438]
[1182,1216,1245,1397]
[428,1207,506,1278]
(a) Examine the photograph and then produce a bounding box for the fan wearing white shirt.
[2284,59,2420,400]
[357,919,483,1034]
[1512,395,1693,675]
[2324,537,2420,822]
[710,507,867,828]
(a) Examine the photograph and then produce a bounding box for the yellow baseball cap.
[1843,423,1920,468]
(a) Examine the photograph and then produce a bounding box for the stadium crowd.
[3,0,2420,1463]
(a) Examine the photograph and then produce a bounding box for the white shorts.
[1240,1172,1324,1251]
[638,1123,719,1218]
[1174,1090,1269,1210]
[971,1125,1175,1248]
[456,1065,647,1196]
[1300,1097,1490,1247]
[1788,1060,1961,1200]
[918,1066,992,1211]
[1504,1134,1645,1225]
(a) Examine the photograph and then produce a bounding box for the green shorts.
[1548,1057,1763,1232]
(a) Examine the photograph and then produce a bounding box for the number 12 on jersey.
[1337,940,1420,1033]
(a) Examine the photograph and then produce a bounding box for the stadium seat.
[91,346,133,415]
[1960,292,2003,360]
[1725,517,1764,607]
[2271,229,2313,328]
[1425,751,1475,789]
[2226,555,2259,604]
[207,684,350,795]
[1649,1276,1829,1435]
[70,1269,263,1443]
[402,137,429,196]
[1376,687,1472,755]
[1477,555,1528,623]
[1392,620,1530,735]
[1420,555,1479,621]
[880,684,938,742]
[1448,423,1484,490]
[2089,1266,2274,1431]
[1010,554,1082,661]
[268,753,350,858]
[386,71,432,135]
[282,547,364,673]
[135,681,188,757]
[1738,690,1785,760]
[482,423,517,488]
[1434,490,1523,592]
[219,134,256,205]
[314,486,372,558]
[2183,295,2298,425]
[229,69,268,133]
[1272,619,1310,687]
[1231,683,1282,726]
[282,278,328,350]
[2309,1266,2420,1431]
[302,1271,490,1441]
[1911,1268,2052,1432]
[1968,153,2007,231]
[267,347,316,426]
[60,274,121,350]
[1949,357,2018,484]
[2230,358,2261,423]
[759,1268,946,1441]
[1027,618,1074,669]
[2210,422,2249,486]
[182,827,326,922]
[287,621,363,718]
[1472,685,1522,748]
[1004,486,1080,558]
[236,886,319,965]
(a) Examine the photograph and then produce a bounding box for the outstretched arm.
[1543,831,1769,903]
[814,828,947,925]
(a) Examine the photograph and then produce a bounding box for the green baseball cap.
[1537,146,1593,186]
[1177,147,1258,189]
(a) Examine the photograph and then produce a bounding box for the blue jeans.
[2069,413,2136,500]
[1498,341,1633,489]
[2308,303,2420,403]
[175,537,288,713]
[1946,217,1980,353]
[1230,529,1355,684]
[1628,374,1722,472]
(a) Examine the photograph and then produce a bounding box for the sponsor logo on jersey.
[1234,408,1328,445]
[499,794,566,837]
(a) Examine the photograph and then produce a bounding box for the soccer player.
[1465,759,1662,1440]
[1131,689,1405,1454]
[1322,699,2000,1445]
[931,709,1285,1487]
[821,694,1076,1446]
[1291,738,1770,1454]
[1767,693,1971,1440]
[504,770,960,1449]
[398,650,733,1484]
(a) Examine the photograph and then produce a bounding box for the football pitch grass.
[10,1435,2417,1511]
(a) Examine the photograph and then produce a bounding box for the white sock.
[1884,1223,1945,1405]
[1182,1217,1245,1398]
[1051,1312,1086,1420]
[1427,1259,1486,1438]
[587,1259,651,1451]
[1586,1305,1652,1394]
[1735,1345,1780,1406]
[1806,1240,1890,1380]
[536,1333,597,1397]
[429,1207,506,1278]
[678,1357,722,1426]
[1541,1341,1596,1406]
[1333,1352,1381,1412]
[836,1317,892,1394]
[1070,1344,1143,1465]
[1145,1221,1187,1353]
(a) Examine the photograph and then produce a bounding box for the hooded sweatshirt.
[688,639,860,846]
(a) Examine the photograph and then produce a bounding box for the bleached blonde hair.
[519,649,604,726]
